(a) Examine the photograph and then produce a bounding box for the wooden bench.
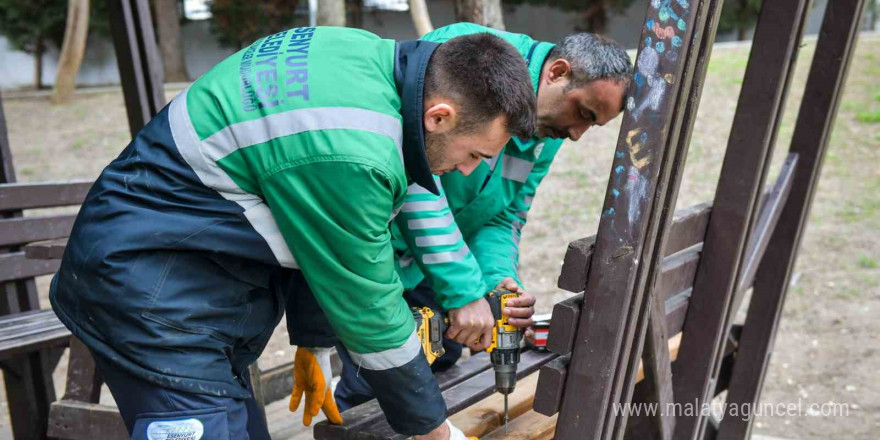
[0,111,93,439]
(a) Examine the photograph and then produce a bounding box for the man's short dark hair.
[425,33,536,139]
[547,33,634,91]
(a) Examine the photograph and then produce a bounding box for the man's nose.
[456,157,481,176]
[569,124,591,141]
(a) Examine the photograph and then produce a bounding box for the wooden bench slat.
[349,350,557,440]
[313,351,493,440]
[0,252,61,282]
[0,181,92,211]
[24,238,69,260]
[0,326,70,361]
[47,400,128,440]
[0,214,77,247]
[0,320,67,343]
[548,244,702,356]
[0,309,58,327]
[557,203,712,293]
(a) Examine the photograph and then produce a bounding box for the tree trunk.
[454,0,483,24]
[34,37,45,90]
[318,0,345,26]
[737,27,749,41]
[454,0,504,29]
[579,2,608,33]
[51,0,90,103]
[153,0,188,83]
[410,0,434,36]
[482,0,504,30]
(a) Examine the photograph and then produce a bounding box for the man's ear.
[424,101,457,134]
[545,58,572,84]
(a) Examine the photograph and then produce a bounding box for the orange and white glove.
[289,347,342,426]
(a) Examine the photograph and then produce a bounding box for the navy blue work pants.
[93,351,271,440]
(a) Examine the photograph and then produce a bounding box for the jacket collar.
[394,40,441,195]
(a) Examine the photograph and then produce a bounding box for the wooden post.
[717,1,869,439]
[554,1,720,439]
[671,1,812,439]
[107,0,166,137]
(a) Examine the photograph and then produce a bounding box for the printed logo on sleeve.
[146,418,204,440]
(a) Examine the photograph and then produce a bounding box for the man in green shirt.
[288,24,633,420]
[50,27,537,440]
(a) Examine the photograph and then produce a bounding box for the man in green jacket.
[50,27,537,440]
[288,23,633,417]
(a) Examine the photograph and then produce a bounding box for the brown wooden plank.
[0,215,76,247]
[449,373,541,438]
[556,236,594,293]
[548,244,701,356]
[545,295,581,355]
[657,245,701,297]
[735,153,797,299]
[718,2,869,439]
[612,2,725,437]
[533,354,569,416]
[0,181,92,211]
[47,400,128,440]
[313,351,493,440]
[672,2,812,438]
[350,350,556,440]
[556,0,719,435]
[107,0,165,137]
[0,309,59,329]
[641,302,676,440]
[62,337,103,403]
[0,252,61,283]
[556,204,711,294]
[481,410,558,440]
[0,93,14,185]
[664,288,692,336]
[661,202,712,257]
[24,238,69,260]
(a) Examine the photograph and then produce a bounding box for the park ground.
[1,34,878,439]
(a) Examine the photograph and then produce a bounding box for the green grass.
[857,255,878,269]
[855,111,880,123]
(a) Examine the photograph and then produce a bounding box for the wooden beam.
[313,352,493,439]
[481,410,558,440]
[0,215,77,247]
[535,334,682,418]
[449,373,540,438]
[107,0,165,136]
[533,355,569,416]
[672,1,812,438]
[734,153,797,300]
[47,400,128,440]
[557,203,711,294]
[717,1,869,439]
[0,181,92,211]
[349,350,556,440]
[547,244,702,356]
[0,252,61,283]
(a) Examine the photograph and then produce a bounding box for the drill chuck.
[492,358,518,395]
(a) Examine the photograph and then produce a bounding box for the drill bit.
[503,393,509,433]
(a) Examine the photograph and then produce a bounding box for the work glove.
[447,420,479,440]
[289,347,343,426]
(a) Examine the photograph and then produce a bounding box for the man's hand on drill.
[495,277,536,329]
[447,296,495,351]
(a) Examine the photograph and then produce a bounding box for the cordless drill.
[485,289,522,429]
[412,306,448,366]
